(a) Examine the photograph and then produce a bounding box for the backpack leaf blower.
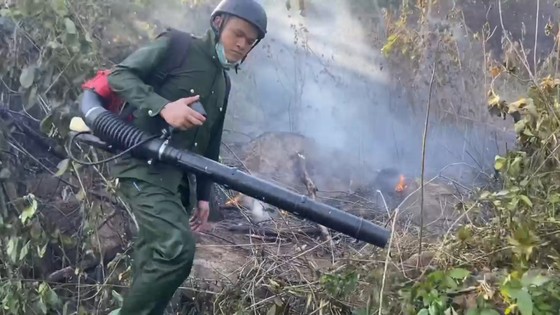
[71,89,391,248]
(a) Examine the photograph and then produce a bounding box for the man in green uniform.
[106,1,268,314]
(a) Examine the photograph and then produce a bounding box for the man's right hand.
[159,95,206,130]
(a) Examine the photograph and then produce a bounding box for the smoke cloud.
[227,0,515,185]
[147,0,516,188]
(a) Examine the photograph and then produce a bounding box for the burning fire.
[225,193,243,207]
[395,175,407,193]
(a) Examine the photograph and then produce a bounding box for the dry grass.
[155,158,481,315]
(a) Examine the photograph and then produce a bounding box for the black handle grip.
[166,101,207,136]
[191,101,207,117]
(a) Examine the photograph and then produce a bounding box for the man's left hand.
[190,200,212,233]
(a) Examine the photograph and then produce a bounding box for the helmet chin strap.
[239,38,260,64]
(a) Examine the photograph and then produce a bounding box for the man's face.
[219,16,259,63]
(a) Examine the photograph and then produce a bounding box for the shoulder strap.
[150,27,194,87]
[224,71,231,97]
[118,28,194,120]
[223,71,232,110]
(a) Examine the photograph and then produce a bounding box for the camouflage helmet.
[211,0,268,39]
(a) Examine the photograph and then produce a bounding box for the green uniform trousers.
[116,178,196,315]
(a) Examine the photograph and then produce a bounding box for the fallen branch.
[224,223,323,239]
[0,107,66,160]
[46,265,101,284]
[46,266,75,282]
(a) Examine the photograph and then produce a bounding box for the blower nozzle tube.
[79,90,391,248]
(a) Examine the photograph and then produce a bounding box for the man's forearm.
[196,179,213,202]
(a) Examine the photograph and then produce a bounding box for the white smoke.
[148,0,515,187]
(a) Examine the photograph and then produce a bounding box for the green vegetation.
[1,0,559,314]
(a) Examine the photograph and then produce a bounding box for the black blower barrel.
[79,90,391,248]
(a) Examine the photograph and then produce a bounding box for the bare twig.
[378,207,399,314]
[418,63,437,265]
[296,152,334,250]
[533,0,540,75]
[375,189,391,218]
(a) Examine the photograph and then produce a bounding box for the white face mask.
[215,42,239,69]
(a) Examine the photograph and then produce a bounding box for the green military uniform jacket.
[107,29,230,202]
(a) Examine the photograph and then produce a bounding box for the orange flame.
[225,193,242,207]
[395,175,407,193]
